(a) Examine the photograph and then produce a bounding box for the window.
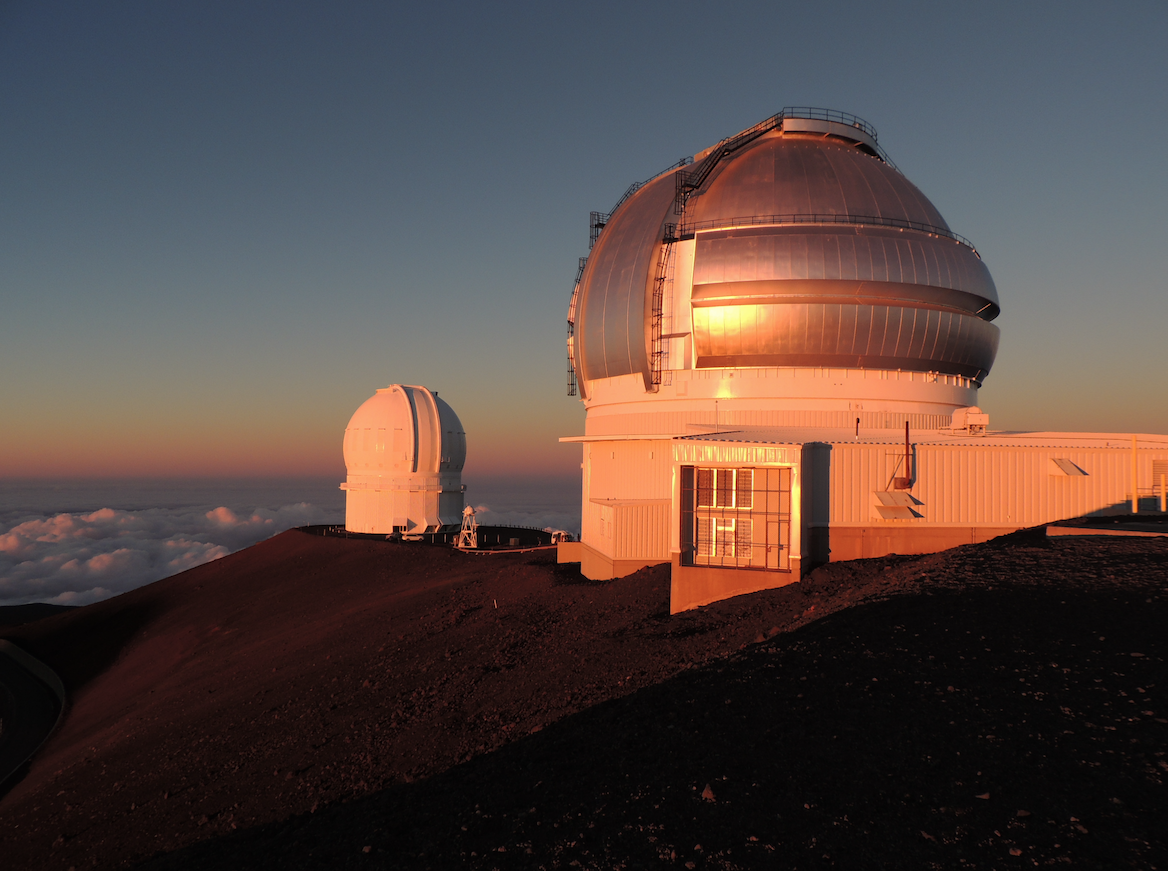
[715,519,736,556]
[697,468,715,507]
[735,519,753,554]
[716,472,734,508]
[681,466,791,571]
[736,470,753,509]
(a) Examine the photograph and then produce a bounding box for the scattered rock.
[3,531,1166,871]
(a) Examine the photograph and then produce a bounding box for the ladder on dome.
[649,236,676,388]
[566,256,586,396]
[572,157,694,395]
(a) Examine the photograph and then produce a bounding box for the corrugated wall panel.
[614,501,671,560]
[831,445,1168,527]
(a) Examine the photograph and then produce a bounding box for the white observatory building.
[560,108,1168,613]
[341,385,466,534]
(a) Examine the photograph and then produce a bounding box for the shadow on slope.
[140,584,1168,871]
[0,604,77,629]
[0,594,168,799]
[1,600,160,695]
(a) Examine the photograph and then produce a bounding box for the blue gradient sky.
[3,1,1166,481]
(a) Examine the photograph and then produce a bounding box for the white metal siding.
[587,440,673,501]
[582,440,672,561]
[829,443,1168,526]
[613,501,671,560]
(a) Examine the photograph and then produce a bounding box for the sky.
[2,0,1167,484]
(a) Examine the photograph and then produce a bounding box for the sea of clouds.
[0,503,335,607]
[0,476,582,608]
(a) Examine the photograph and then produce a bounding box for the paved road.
[0,647,62,791]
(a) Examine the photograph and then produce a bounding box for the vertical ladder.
[567,256,587,396]
[650,239,674,388]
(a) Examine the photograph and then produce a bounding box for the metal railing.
[589,156,694,249]
[674,107,897,217]
[666,212,978,255]
[781,107,880,140]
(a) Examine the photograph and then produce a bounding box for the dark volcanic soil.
[1,528,1166,870]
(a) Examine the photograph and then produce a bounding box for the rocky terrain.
[1,526,1166,869]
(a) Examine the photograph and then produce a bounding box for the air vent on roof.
[873,490,924,520]
[1050,458,1088,477]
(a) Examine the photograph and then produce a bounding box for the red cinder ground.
[1,528,1166,870]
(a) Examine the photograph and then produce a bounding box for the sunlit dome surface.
[342,384,465,534]
[571,109,1000,393]
[343,385,465,476]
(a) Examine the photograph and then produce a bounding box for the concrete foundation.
[556,540,583,563]
[825,526,1021,561]
[670,554,800,614]
[575,540,668,581]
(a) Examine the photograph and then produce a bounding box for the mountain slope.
[1,529,1166,869]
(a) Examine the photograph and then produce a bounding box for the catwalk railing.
[664,212,978,254]
[588,156,694,249]
[674,107,895,217]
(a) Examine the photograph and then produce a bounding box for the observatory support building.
[561,108,1168,613]
[341,385,466,534]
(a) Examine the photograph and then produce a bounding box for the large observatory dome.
[341,385,465,534]
[560,108,1168,610]
[568,109,1001,436]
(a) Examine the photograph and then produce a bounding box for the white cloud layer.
[0,503,332,607]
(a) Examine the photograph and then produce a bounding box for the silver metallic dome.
[571,109,1000,391]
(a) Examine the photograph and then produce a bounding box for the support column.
[1131,435,1139,514]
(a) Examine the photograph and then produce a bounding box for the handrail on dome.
[589,156,693,249]
[782,107,880,142]
[674,107,898,217]
[667,212,980,257]
[591,109,896,251]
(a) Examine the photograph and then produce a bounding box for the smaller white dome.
[343,385,466,475]
[341,385,466,534]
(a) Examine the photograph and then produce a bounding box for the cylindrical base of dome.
[582,368,979,437]
[342,474,464,534]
